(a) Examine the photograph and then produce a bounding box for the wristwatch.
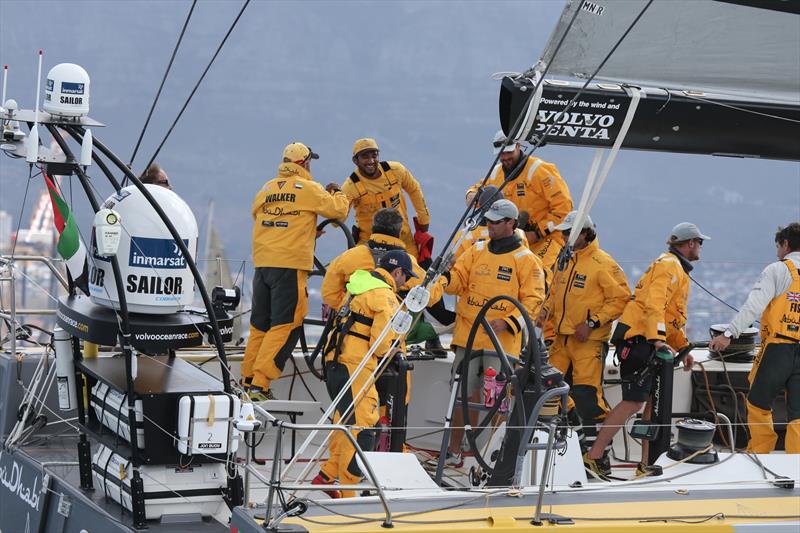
[586,318,600,329]
[723,330,733,339]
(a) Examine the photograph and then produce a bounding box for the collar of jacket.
[502,153,530,181]
[277,161,313,181]
[346,269,391,296]
[489,233,523,254]
[368,233,405,251]
[371,268,398,292]
[574,237,600,258]
[668,247,694,273]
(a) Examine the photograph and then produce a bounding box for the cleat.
[634,463,662,478]
[249,386,275,402]
[311,473,341,499]
[583,452,611,481]
[444,451,463,468]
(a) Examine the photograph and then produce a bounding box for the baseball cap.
[669,222,711,243]
[484,199,519,222]
[378,249,418,279]
[492,130,517,155]
[283,142,319,163]
[554,210,594,232]
[476,185,504,207]
[353,138,379,156]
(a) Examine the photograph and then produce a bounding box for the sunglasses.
[492,140,508,148]
[487,218,512,225]
[694,238,704,246]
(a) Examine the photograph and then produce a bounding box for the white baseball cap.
[492,130,517,155]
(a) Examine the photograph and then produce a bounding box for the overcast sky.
[1,0,798,280]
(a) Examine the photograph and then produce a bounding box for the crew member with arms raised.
[467,130,572,276]
[312,250,416,498]
[709,222,800,454]
[443,199,546,466]
[341,138,433,264]
[242,142,348,400]
[585,223,707,478]
[542,211,630,469]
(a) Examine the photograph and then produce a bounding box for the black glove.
[351,225,361,243]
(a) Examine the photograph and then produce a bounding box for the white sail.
[540,0,800,104]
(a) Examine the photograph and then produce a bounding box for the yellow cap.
[352,138,379,156]
[283,142,319,163]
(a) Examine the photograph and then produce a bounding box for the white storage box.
[91,444,228,520]
[177,394,241,455]
[91,380,145,448]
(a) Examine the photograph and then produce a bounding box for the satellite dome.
[43,63,90,117]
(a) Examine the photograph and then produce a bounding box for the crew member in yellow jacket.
[242,142,349,399]
[453,185,528,261]
[341,138,431,261]
[443,199,545,466]
[467,130,572,276]
[710,222,800,453]
[543,211,630,465]
[312,250,415,498]
[585,222,707,478]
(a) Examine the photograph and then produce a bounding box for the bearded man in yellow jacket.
[585,222,708,477]
[467,130,573,276]
[443,199,545,466]
[311,249,415,498]
[543,211,630,468]
[242,142,349,399]
[341,138,432,263]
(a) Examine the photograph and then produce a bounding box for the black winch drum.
[709,323,758,362]
[667,418,719,464]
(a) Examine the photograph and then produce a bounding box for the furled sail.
[500,0,800,160]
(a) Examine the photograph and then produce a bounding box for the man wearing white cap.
[584,222,708,478]
[543,211,630,468]
[242,142,349,400]
[443,199,545,466]
[467,130,573,276]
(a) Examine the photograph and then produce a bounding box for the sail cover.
[540,0,800,105]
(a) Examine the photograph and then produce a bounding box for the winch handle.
[674,341,707,367]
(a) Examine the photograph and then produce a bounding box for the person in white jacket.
[710,222,800,453]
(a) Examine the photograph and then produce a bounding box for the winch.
[667,418,719,464]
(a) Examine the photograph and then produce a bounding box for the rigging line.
[689,273,748,316]
[527,0,655,154]
[128,0,198,169]
[142,0,251,173]
[8,166,39,259]
[681,92,800,124]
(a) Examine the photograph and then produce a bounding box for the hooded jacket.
[544,238,630,340]
[251,162,349,270]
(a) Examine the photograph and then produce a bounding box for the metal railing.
[249,404,393,529]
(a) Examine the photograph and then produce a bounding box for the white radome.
[43,63,90,117]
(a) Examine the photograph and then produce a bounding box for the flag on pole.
[44,173,89,294]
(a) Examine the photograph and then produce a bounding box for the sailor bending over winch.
[709,222,800,454]
[321,207,450,416]
[340,138,434,266]
[585,222,707,479]
[443,199,545,467]
[242,142,349,400]
[467,130,573,279]
[541,211,630,472]
[312,249,416,498]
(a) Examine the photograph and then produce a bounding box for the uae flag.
[45,174,89,295]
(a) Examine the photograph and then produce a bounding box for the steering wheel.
[458,295,541,474]
[302,219,355,380]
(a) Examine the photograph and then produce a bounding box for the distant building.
[0,210,11,253]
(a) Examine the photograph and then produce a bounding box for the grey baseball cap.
[554,210,594,232]
[669,222,711,242]
[476,185,504,207]
[492,130,517,155]
[484,199,519,221]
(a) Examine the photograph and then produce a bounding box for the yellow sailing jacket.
[321,233,446,309]
[619,251,690,350]
[251,162,349,270]
[761,259,800,344]
[341,161,430,253]
[453,225,528,261]
[446,236,545,355]
[325,268,400,368]
[468,156,572,243]
[544,239,630,341]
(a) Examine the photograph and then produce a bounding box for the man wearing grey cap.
[442,199,545,466]
[584,222,708,478]
[542,211,630,471]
